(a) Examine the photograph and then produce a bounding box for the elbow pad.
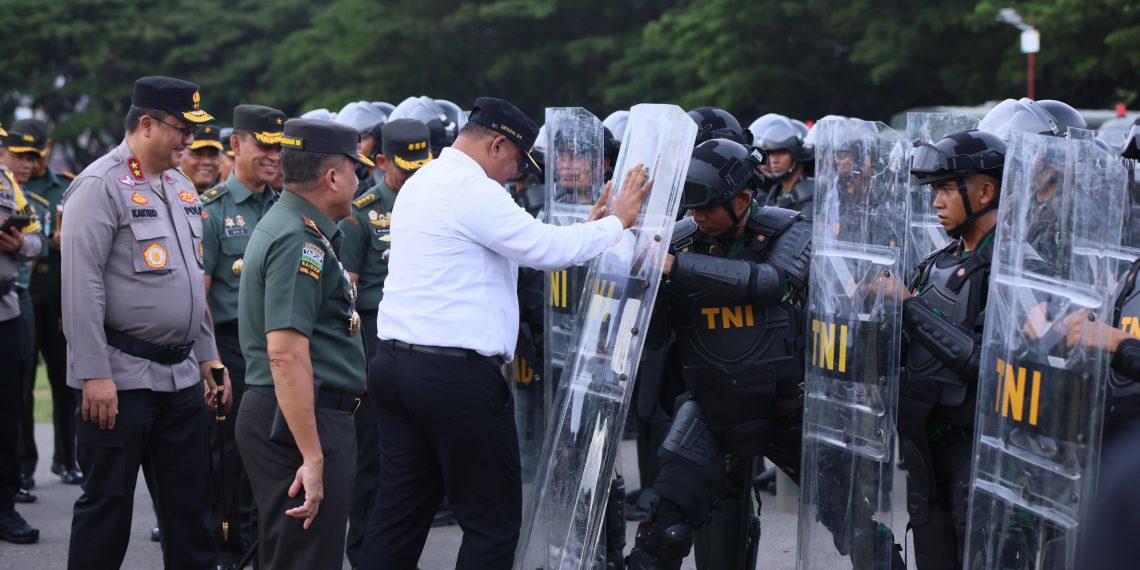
[1113,337,1140,384]
[903,296,980,381]
[672,252,784,303]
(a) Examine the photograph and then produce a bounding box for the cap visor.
[523,150,542,175]
[189,140,224,151]
[182,109,215,123]
[225,150,235,158]
[0,126,7,137]
[351,153,376,168]
[4,146,42,155]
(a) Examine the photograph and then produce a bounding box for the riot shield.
[515,104,696,570]
[964,132,1125,570]
[797,119,910,569]
[905,112,979,275]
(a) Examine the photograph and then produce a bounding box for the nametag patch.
[131,208,159,219]
[299,242,324,280]
[226,227,252,237]
[184,205,202,216]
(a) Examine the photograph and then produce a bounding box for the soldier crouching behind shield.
[625,138,813,570]
[883,129,1005,570]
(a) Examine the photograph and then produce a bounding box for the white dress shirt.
[377,146,625,359]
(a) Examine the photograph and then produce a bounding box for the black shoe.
[18,472,34,491]
[151,526,161,542]
[60,468,85,485]
[430,509,457,527]
[13,489,37,504]
[0,510,39,544]
[51,463,63,476]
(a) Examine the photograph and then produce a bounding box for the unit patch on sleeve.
[299,242,325,280]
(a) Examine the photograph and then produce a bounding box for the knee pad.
[654,401,727,521]
[631,501,694,570]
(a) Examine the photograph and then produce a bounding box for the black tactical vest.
[1108,259,1140,437]
[674,210,805,393]
[904,236,992,423]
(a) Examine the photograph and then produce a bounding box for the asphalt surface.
[0,424,916,569]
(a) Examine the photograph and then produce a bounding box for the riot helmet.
[1122,117,1140,159]
[389,96,458,155]
[748,114,783,144]
[758,116,813,180]
[688,107,751,145]
[681,139,765,231]
[910,129,1005,237]
[978,98,1086,140]
[603,110,630,142]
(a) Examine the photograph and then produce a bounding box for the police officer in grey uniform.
[61,76,231,569]
[0,121,44,544]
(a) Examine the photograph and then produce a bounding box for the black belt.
[0,279,14,296]
[105,327,195,365]
[248,385,361,413]
[385,339,505,367]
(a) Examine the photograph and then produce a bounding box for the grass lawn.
[33,360,54,423]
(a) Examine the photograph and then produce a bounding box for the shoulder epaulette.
[200,184,229,205]
[748,205,802,238]
[353,192,379,210]
[25,191,50,207]
[175,169,194,186]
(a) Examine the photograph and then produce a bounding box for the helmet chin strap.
[946,178,996,238]
[770,159,797,182]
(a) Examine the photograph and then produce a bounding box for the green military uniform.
[199,104,285,563]
[201,175,277,324]
[235,118,374,569]
[239,190,365,392]
[337,179,395,312]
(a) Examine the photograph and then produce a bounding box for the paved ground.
[0,424,915,569]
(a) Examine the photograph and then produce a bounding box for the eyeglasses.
[148,116,199,139]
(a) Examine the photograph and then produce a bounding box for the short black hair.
[282,149,349,192]
[124,105,171,134]
[459,121,498,140]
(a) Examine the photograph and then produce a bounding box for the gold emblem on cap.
[232,258,244,276]
[276,117,283,125]
[193,90,201,109]
[348,311,361,336]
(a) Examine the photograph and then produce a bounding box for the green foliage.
[0,0,1136,163]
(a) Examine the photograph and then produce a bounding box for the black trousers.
[31,267,75,470]
[346,309,381,567]
[235,387,356,569]
[212,323,256,562]
[16,288,38,476]
[68,386,214,570]
[0,316,28,510]
[358,343,521,570]
[907,429,974,570]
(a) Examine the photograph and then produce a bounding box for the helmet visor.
[680,180,717,209]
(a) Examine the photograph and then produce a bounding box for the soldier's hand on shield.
[286,459,325,529]
[1022,302,1056,341]
[0,226,24,253]
[608,164,653,229]
[662,253,675,277]
[1063,309,1128,352]
[200,359,233,412]
[81,378,118,430]
[876,271,911,302]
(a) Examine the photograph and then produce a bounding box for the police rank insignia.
[143,243,168,269]
[130,192,149,205]
[127,157,145,181]
[299,242,324,280]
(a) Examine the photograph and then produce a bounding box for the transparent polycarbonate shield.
[1070,127,1140,251]
[543,108,605,427]
[905,112,979,275]
[515,104,696,570]
[510,328,545,485]
[797,119,910,569]
[964,132,1125,570]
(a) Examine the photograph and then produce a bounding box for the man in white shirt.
[358,97,650,570]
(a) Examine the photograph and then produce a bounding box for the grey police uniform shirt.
[61,140,218,391]
[0,166,43,321]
